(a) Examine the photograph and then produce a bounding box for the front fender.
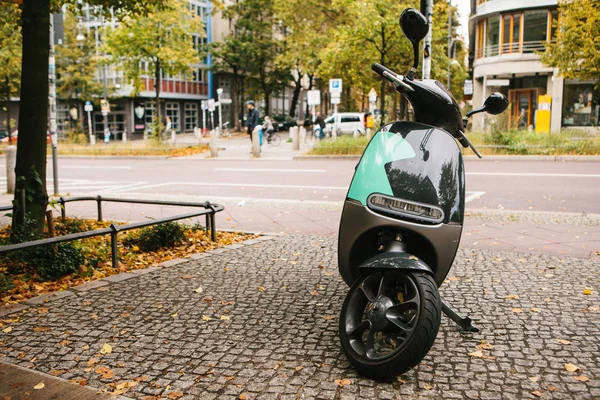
[358,252,433,275]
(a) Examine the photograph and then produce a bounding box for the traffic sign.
[463,79,473,95]
[368,88,377,103]
[208,99,216,112]
[201,100,208,110]
[329,79,342,94]
[100,99,110,113]
[220,98,232,105]
[307,90,321,106]
[330,97,341,105]
[84,101,93,112]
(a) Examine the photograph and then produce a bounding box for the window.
[549,9,559,41]
[486,16,500,56]
[476,21,485,58]
[94,113,125,135]
[56,103,70,133]
[185,103,198,131]
[501,13,521,54]
[341,116,360,123]
[523,10,548,52]
[166,102,180,131]
[562,83,599,127]
[145,102,155,126]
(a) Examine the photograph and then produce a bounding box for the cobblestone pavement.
[1,236,598,399]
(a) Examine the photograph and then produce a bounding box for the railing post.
[203,201,212,235]
[59,197,66,219]
[110,224,119,268]
[210,211,216,242]
[96,195,103,222]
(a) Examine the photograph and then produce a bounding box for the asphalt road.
[2,157,595,214]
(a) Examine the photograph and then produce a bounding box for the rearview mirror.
[466,92,509,118]
[400,8,428,71]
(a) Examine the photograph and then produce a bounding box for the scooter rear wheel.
[339,270,441,381]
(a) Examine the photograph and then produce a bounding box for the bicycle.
[264,128,281,146]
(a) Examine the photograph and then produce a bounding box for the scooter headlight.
[367,194,444,224]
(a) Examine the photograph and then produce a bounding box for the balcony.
[476,40,549,59]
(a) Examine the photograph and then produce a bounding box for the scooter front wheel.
[339,270,441,381]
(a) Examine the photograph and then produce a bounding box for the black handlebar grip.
[458,135,470,148]
[372,63,394,77]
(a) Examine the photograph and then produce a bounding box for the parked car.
[323,112,366,135]
[272,114,297,131]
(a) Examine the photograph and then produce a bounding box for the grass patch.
[308,136,370,155]
[0,142,209,157]
[306,130,600,156]
[0,217,257,304]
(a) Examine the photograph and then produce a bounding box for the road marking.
[465,191,485,203]
[104,181,349,192]
[214,168,327,173]
[467,172,600,178]
[62,166,132,170]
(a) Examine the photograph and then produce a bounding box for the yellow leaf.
[530,308,540,312]
[295,366,303,371]
[574,375,590,382]
[201,315,212,321]
[335,379,352,386]
[505,295,519,300]
[564,363,579,372]
[512,308,524,313]
[194,287,203,293]
[34,382,45,390]
[558,339,571,345]
[220,315,230,320]
[100,343,112,355]
[3,326,13,333]
[258,286,265,292]
[531,390,542,397]
[171,313,178,318]
[583,288,592,295]
[424,383,433,390]
[132,245,140,251]
[468,350,484,358]
[239,395,247,400]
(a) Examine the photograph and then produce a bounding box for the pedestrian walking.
[246,101,259,143]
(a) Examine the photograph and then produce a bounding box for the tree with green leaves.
[0,3,21,141]
[55,13,104,102]
[542,0,600,88]
[103,0,203,138]
[9,0,167,237]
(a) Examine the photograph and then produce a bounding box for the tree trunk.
[154,59,161,137]
[289,72,302,118]
[399,93,407,121]
[5,77,11,140]
[391,91,398,120]
[263,90,270,116]
[305,74,314,117]
[12,0,50,237]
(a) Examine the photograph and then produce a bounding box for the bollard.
[171,129,177,145]
[353,128,359,139]
[143,130,148,141]
[291,126,299,151]
[6,145,16,194]
[366,128,372,139]
[210,130,218,157]
[299,127,306,141]
[251,129,260,157]
[332,128,338,141]
[122,130,127,143]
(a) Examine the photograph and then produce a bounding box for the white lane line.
[105,182,348,192]
[465,191,485,203]
[467,172,600,178]
[95,182,150,194]
[61,166,132,170]
[214,168,326,173]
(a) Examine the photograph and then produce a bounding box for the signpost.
[216,88,223,137]
[208,99,216,132]
[201,100,207,134]
[85,101,95,145]
[329,79,343,114]
[307,90,321,122]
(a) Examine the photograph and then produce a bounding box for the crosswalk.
[0,177,148,195]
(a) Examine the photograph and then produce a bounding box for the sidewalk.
[1,235,598,399]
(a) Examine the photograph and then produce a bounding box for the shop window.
[562,83,599,127]
[166,102,180,131]
[145,101,155,126]
[185,103,198,131]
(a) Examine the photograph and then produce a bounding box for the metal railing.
[477,40,551,59]
[0,196,223,268]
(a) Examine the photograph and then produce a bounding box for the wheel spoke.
[358,274,380,302]
[364,326,376,358]
[385,302,418,332]
[377,273,393,298]
[347,320,370,337]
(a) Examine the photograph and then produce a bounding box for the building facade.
[469,0,599,132]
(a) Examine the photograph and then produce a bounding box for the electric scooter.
[337,8,508,381]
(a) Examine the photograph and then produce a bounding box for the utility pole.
[421,0,433,79]
[49,14,59,195]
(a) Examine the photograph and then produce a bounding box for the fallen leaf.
[33,326,51,332]
[530,308,540,313]
[201,315,212,321]
[583,288,592,295]
[335,379,352,387]
[119,312,130,318]
[423,383,433,390]
[100,343,112,355]
[531,390,542,397]
[171,313,178,318]
[49,369,67,376]
[512,308,524,313]
[33,382,45,390]
[220,316,230,320]
[558,340,571,345]
[547,385,559,391]
[167,392,184,399]
[505,295,519,300]
[239,395,247,400]
[476,341,494,350]
[322,315,336,320]
[258,286,265,292]
[469,350,484,358]
[295,366,303,371]
[194,287,203,293]
[447,276,461,281]
[564,363,580,373]
[132,245,140,251]
[573,375,589,382]
[2,327,12,333]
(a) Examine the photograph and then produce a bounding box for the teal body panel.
[347,130,416,205]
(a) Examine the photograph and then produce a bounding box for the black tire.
[339,270,441,381]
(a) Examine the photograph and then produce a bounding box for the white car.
[323,113,366,135]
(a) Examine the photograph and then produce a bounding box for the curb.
[0,235,277,317]
[294,154,600,161]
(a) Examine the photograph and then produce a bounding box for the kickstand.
[442,302,480,333]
